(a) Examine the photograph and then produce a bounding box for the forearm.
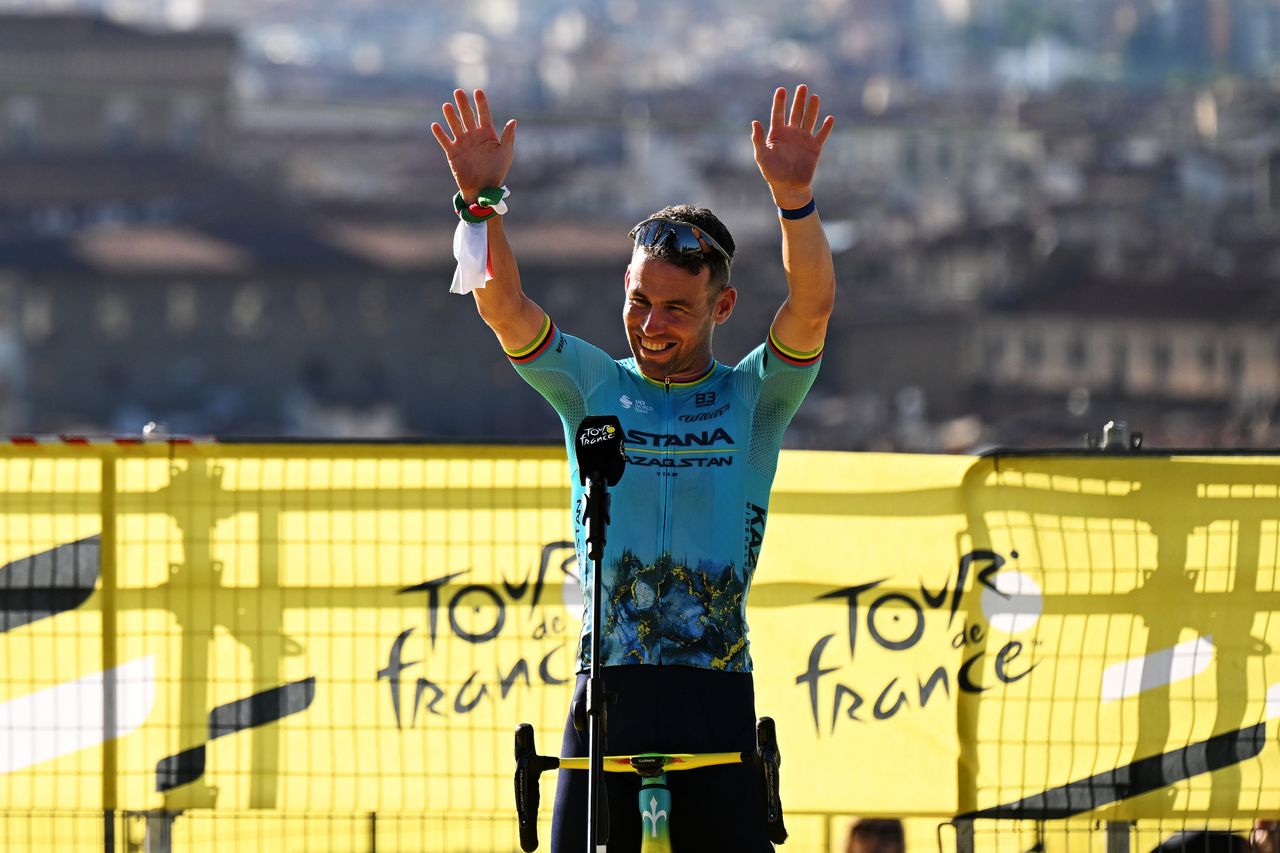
[470,216,546,352]
[771,192,836,351]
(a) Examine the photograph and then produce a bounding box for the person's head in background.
[1253,820,1278,853]
[846,818,906,853]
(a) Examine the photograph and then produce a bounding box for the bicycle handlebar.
[512,717,788,850]
[556,751,749,773]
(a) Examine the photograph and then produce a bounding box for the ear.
[712,286,737,324]
[624,266,631,289]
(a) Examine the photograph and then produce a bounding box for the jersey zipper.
[660,377,673,560]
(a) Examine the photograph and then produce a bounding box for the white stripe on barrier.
[0,657,156,773]
[1267,682,1280,720]
[1100,636,1215,703]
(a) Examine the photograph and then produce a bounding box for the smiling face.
[623,253,736,382]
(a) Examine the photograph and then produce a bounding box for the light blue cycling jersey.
[507,314,822,673]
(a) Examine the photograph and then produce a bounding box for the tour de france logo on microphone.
[578,423,617,447]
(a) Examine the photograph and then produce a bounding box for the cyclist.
[433,84,835,852]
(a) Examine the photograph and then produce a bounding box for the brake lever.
[756,716,788,845]
[514,723,560,852]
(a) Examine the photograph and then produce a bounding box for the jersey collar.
[637,359,719,389]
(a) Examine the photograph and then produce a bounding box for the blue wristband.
[778,198,816,220]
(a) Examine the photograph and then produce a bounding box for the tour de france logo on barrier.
[377,541,580,728]
[795,549,1044,736]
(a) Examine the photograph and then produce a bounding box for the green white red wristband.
[454,186,509,223]
[450,186,509,295]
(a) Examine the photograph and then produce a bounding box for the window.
[104,96,140,149]
[297,284,331,335]
[1111,338,1128,387]
[1067,331,1087,370]
[5,96,40,152]
[229,285,266,337]
[1199,341,1217,373]
[98,293,132,340]
[1153,339,1172,384]
[1023,333,1044,368]
[982,334,1005,373]
[167,283,198,334]
[359,284,390,335]
[1228,347,1244,381]
[22,292,52,342]
[171,96,206,150]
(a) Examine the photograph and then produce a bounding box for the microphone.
[574,415,626,486]
[573,415,626,850]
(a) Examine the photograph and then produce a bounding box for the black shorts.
[549,664,773,853]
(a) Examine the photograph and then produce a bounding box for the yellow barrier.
[0,444,1277,851]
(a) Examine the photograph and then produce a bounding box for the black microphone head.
[574,415,626,486]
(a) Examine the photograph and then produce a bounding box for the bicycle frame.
[514,717,787,852]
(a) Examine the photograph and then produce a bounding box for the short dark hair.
[636,204,735,292]
[850,818,905,853]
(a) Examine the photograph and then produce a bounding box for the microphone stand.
[582,470,611,853]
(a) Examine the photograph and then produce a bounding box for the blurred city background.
[2,0,1280,449]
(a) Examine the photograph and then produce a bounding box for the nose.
[641,308,665,336]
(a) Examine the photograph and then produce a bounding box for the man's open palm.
[751,85,834,204]
[431,88,516,200]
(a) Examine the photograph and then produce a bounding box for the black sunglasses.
[628,217,733,269]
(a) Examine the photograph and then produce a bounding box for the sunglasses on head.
[628,217,733,269]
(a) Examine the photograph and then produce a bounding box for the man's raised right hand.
[431,88,516,203]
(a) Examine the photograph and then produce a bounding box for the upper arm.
[486,294,550,354]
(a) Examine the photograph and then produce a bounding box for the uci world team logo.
[619,395,653,415]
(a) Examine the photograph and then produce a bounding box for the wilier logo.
[680,402,730,423]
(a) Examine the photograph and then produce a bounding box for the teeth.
[641,340,672,352]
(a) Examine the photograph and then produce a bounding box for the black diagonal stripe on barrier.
[962,721,1267,819]
[155,746,206,792]
[0,536,100,633]
[207,677,316,739]
[155,677,316,792]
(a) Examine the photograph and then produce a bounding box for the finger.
[442,102,466,139]
[769,87,786,132]
[814,115,835,147]
[750,119,765,153]
[430,121,455,150]
[500,118,517,148]
[474,89,493,129]
[789,84,808,126]
[804,94,821,133]
[454,88,478,131]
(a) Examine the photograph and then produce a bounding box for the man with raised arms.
[432,85,836,852]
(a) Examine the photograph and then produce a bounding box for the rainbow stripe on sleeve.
[505,314,556,363]
[767,327,824,366]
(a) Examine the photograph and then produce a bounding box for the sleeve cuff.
[767,327,823,366]
[505,314,556,363]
